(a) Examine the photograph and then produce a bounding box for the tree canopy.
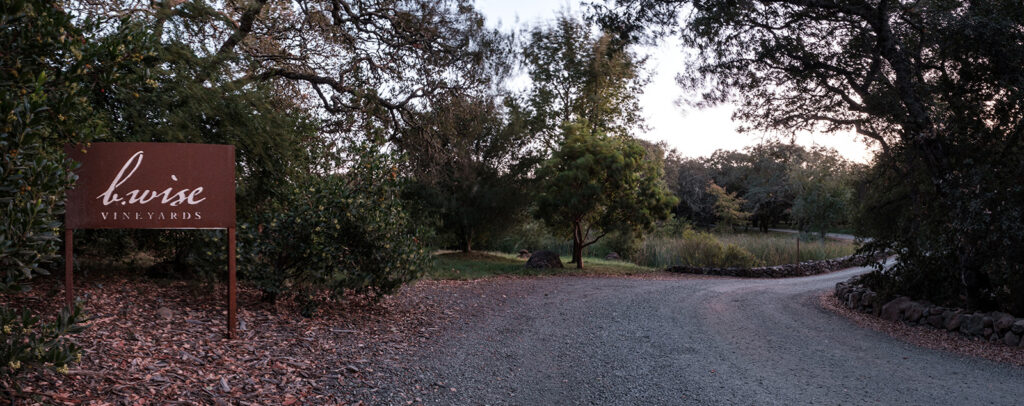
[522,14,647,147]
[535,123,676,269]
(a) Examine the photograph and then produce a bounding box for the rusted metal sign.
[64,142,239,338]
[65,143,236,229]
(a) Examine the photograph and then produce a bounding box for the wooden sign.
[64,143,239,338]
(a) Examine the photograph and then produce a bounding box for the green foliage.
[241,145,429,310]
[0,0,92,391]
[635,229,761,269]
[636,231,858,269]
[402,94,540,252]
[71,14,325,277]
[522,14,647,147]
[1,0,103,287]
[662,142,862,234]
[535,123,677,268]
[790,150,856,238]
[706,182,749,233]
[0,305,85,393]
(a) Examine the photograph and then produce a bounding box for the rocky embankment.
[664,254,875,278]
[836,276,1024,347]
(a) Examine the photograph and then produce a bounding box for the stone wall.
[835,276,1024,347]
[663,254,875,278]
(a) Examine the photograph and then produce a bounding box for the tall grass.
[716,232,857,265]
[485,219,858,269]
[634,231,858,269]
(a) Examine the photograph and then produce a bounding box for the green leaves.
[1,0,99,287]
[521,14,647,149]
[535,123,676,267]
[241,145,429,308]
[0,304,86,392]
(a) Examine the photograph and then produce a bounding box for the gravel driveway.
[382,266,1024,405]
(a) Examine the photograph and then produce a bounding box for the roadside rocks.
[525,250,564,269]
[665,253,880,278]
[836,276,1024,347]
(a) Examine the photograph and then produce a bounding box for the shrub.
[0,306,85,394]
[1,0,94,393]
[240,146,429,312]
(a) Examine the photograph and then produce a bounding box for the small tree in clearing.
[707,182,750,233]
[535,123,676,269]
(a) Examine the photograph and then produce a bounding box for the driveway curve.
[391,267,1024,405]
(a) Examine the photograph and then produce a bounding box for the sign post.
[64,143,238,338]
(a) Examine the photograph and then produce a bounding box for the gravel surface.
[379,266,1024,405]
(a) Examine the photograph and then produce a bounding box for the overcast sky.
[475,0,876,163]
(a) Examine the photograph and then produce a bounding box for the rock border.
[663,253,877,278]
[835,275,1024,348]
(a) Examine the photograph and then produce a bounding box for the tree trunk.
[572,221,584,269]
[574,243,584,269]
[460,229,473,253]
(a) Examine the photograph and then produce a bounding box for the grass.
[633,230,859,269]
[427,231,859,280]
[717,232,858,265]
[425,251,656,280]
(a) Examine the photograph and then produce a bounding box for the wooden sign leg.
[228,226,237,339]
[65,229,74,309]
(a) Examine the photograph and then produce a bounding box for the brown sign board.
[65,142,235,229]
[63,142,239,338]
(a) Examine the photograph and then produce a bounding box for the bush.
[1,0,96,393]
[0,305,85,394]
[240,146,429,312]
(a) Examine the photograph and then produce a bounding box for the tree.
[706,182,750,233]
[535,123,676,269]
[662,153,716,227]
[522,14,647,148]
[73,0,506,146]
[790,148,856,237]
[595,0,1024,312]
[742,141,803,232]
[66,13,325,276]
[403,94,541,252]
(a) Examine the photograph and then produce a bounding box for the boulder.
[960,314,986,336]
[904,302,926,323]
[860,291,877,309]
[925,314,945,329]
[1003,331,1021,347]
[1012,319,1024,335]
[525,250,564,269]
[944,312,965,331]
[835,282,849,297]
[604,252,621,260]
[992,312,1015,332]
[849,291,864,309]
[517,249,531,259]
[880,297,912,321]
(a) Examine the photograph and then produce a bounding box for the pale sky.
[475,0,876,163]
